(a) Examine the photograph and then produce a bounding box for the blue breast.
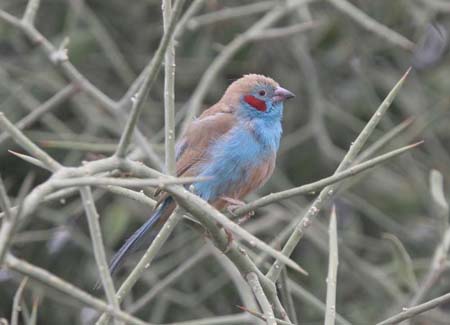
[193,118,282,202]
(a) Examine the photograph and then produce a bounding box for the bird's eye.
[258,90,266,96]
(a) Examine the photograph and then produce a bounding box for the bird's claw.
[236,211,254,225]
[222,197,255,225]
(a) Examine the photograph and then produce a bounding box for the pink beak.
[273,86,295,102]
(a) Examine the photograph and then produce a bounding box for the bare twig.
[49,176,209,190]
[115,0,186,157]
[29,297,38,325]
[38,139,117,153]
[80,2,135,84]
[246,272,276,325]
[11,277,28,325]
[0,175,12,222]
[5,255,152,325]
[187,1,278,30]
[288,278,352,325]
[0,84,79,147]
[119,160,293,319]
[174,0,205,39]
[419,0,450,12]
[0,113,61,171]
[377,291,450,325]
[356,117,415,163]
[326,0,414,50]
[129,245,210,313]
[248,20,320,41]
[0,178,16,264]
[0,174,34,265]
[266,68,411,282]
[236,141,422,216]
[96,209,184,325]
[164,313,251,325]
[278,267,298,324]
[408,169,450,306]
[79,187,122,324]
[325,206,339,325]
[0,10,116,109]
[22,0,40,25]
[163,0,177,175]
[237,305,294,325]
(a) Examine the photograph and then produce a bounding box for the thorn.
[8,150,50,171]
[408,140,424,148]
[236,305,246,312]
[401,67,412,81]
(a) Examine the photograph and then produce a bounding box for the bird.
[108,74,295,274]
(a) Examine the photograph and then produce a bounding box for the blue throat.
[192,101,284,202]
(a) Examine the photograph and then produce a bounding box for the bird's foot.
[221,196,255,225]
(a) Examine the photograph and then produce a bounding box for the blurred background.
[1,0,450,324]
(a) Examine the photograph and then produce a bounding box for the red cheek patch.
[244,95,267,112]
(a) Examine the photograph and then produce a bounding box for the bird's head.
[221,74,295,120]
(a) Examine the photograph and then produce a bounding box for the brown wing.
[154,102,235,205]
[175,102,236,177]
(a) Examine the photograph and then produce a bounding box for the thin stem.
[237,305,294,325]
[5,255,152,325]
[236,140,422,216]
[173,0,205,39]
[0,204,17,265]
[29,297,38,325]
[187,1,277,30]
[0,10,116,110]
[0,174,33,265]
[248,20,320,41]
[22,0,40,25]
[0,175,12,222]
[288,277,352,325]
[80,2,135,84]
[165,183,308,275]
[266,68,411,282]
[278,268,298,324]
[101,185,156,209]
[0,113,61,171]
[356,117,414,163]
[115,0,186,157]
[79,187,122,324]
[96,209,183,325]
[0,84,79,147]
[246,272,276,325]
[119,159,288,318]
[129,245,210,313]
[49,176,209,189]
[11,277,28,325]
[163,0,177,175]
[326,0,414,50]
[164,313,251,325]
[377,291,450,325]
[325,206,339,325]
[408,170,450,306]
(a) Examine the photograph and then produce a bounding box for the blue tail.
[108,197,174,275]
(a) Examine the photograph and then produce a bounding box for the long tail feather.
[108,197,175,275]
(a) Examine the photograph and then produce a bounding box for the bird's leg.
[221,196,255,225]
